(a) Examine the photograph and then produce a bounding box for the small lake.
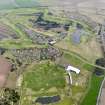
[35,95,61,104]
[72,29,82,44]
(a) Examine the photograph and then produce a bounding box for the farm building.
[66,65,80,74]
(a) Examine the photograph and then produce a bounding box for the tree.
[9,90,20,103]
[94,58,105,76]
[0,88,20,105]
[95,58,105,67]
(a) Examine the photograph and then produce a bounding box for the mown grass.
[23,63,66,91]
[63,52,83,67]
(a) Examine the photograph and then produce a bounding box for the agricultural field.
[0,3,104,105]
[0,22,18,40]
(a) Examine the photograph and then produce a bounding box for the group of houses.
[10,46,62,64]
[25,28,55,45]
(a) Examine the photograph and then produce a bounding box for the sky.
[0,0,105,10]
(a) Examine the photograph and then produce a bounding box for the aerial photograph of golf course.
[0,0,105,105]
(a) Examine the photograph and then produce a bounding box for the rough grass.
[81,74,104,105]
[55,97,74,105]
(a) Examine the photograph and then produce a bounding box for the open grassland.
[55,35,103,63]
[23,62,66,91]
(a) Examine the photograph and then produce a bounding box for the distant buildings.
[10,46,62,64]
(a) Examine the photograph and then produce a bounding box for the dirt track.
[0,56,11,88]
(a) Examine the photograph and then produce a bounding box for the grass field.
[23,62,66,91]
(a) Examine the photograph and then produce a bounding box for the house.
[49,40,56,45]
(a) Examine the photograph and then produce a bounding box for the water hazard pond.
[35,95,61,104]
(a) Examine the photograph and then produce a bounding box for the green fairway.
[23,62,66,91]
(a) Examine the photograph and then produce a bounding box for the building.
[66,65,80,74]
[65,65,80,84]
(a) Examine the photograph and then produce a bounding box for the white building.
[49,40,56,45]
[65,65,80,84]
[66,65,80,74]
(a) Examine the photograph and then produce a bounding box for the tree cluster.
[0,88,20,105]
